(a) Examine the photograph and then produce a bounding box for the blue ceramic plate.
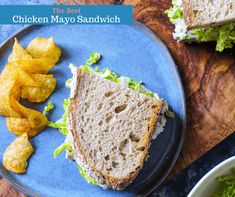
[0,21,186,197]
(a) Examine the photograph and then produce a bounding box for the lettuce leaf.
[165,0,183,23]
[65,79,71,88]
[165,7,183,23]
[48,98,70,135]
[80,65,157,98]
[86,52,101,65]
[193,23,235,52]
[101,68,119,82]
[78,165,99,186]
[43,101,55,115]
[165,110,175,119]
[211,168,235,197]
[54,143,72,158]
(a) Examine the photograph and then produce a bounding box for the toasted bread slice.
[183,0,235,29]
[68,69,163,190]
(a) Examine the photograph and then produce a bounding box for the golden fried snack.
[26,37,61,63]
[8,38,32,62]
[15,58,56,74]
[3,133,34,174]
[0,78,21,117]
[0,63,42,117]
[1,63,41,87]
[9,98,48,137]
[21,74,56,103]
[6,118,30,136]
[6,116,46,137]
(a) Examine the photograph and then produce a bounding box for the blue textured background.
[0,1,234,197]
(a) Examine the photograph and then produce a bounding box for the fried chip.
[0,63,43,117]
[2,63,41,87]
[0,78,21,117]
[3,133,34,174]
[26,37,61,63]
[15,58,56,74]
[9,98,48,137]
[8,38,32,62]
[6,112,48,137]
[21,74,56,103]
[6,116,46,137]
[6,118,31,136]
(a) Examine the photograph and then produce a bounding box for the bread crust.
[182,0,194,28]
[69,69,163,190]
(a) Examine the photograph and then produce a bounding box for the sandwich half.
[166,0,235,51]
[51,53,170,190]
[66,65,164,189]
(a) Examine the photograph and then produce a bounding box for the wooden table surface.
[1,0,234,196]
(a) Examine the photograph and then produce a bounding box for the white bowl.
[188,156,235,197]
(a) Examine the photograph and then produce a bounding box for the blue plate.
[0,21,186,197]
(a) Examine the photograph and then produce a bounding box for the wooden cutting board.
[1,0,234,196]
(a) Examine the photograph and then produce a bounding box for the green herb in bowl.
[211,168,235,197]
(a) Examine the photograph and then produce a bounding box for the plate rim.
[0,20,186,197]
[133,20,186,196]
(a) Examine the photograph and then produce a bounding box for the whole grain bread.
[183,0,235,29]
[69,69,163,190]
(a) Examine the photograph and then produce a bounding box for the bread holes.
[106,168,112,172]
[105,114,113,123]
[193,9,198,15]
[109,102,114,107]
[129,133,140,143]
[104,91,114,97]
[97,103,102,110]
[104,155,110,161]
[111,146,117,152]
[112,161,119,168]
[138,99,148,107]
[119,139,128,149]
[98,120,103,126]
[151,104,158,109]
[120,152,126,158]
[89,149,97,159]
[114,104,127,113]
[119,139,129,156]
[131,106,136,112]
[136,146,145,152]
[125,93,130,98]
[85,102,90,108]
[89,152,93,158]
[93,149,97,157]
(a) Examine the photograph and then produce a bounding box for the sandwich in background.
[166,0,235,52]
